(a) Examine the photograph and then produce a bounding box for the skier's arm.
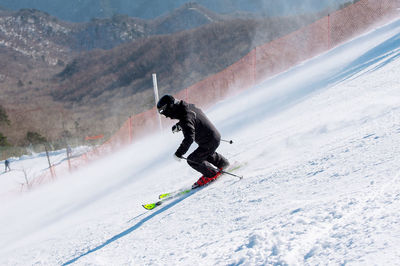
[175,111,196,157]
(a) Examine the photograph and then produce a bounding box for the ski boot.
[192,171,222,189]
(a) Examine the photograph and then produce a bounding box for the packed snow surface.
[1,18,400,265]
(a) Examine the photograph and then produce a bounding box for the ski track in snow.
[1,18,400,265]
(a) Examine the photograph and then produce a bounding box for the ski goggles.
[157,103,169,114]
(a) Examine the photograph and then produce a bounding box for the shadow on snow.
[62,190,197,265]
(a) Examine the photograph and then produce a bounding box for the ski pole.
[182,156,243,180]
[221,139,233,144]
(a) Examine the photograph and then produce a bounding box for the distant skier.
[157,95,230,188]
[4,159,10,172]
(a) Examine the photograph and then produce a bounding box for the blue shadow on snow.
[62,190,197,265]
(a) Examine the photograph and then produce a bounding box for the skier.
[157,95,230,188]
[4,159,10,172]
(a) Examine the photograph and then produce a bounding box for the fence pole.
[44,144,55,179]
[152,73,163,131]
[66,145,72,172]
[253,47,257,86]
[129,116,133,144]
[328,13,331,49]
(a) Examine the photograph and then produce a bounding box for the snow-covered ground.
[0,146,90,198]
[1,17,400,265]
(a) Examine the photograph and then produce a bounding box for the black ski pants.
[187,140,228,178]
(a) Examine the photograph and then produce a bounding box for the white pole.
[152,73,163,130]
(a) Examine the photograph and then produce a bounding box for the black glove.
[174,151,182,161]
[172,123,182,133]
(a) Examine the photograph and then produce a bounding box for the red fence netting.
[29,0,399,189]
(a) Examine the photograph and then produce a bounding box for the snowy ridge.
[1,17,400,265]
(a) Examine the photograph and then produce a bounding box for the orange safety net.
[85,135,104,141]
[30,0,399,189]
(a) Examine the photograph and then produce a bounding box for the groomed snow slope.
[1,17,400,265]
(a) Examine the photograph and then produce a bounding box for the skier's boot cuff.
[219,161,230,171]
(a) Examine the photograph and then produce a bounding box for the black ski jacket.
[169,100,221,157]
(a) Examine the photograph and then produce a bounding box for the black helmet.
[157,95,176,116]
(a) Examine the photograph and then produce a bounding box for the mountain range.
[0,0,351,22]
